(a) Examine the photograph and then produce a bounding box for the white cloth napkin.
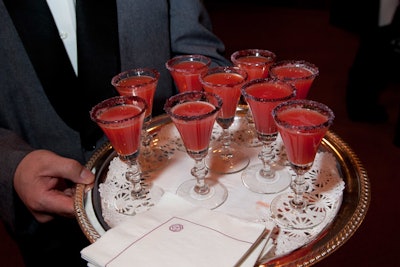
[81,192,268,267]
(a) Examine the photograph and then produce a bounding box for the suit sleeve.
[169,0,231,67]
[0,128,34,233]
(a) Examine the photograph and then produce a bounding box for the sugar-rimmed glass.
[231,49,276,81]
[111,68,169,172]
[166,54,211,92]
[164,91,227,209]
[90,95,163,215]
[200,66,249,174]
[241,78,296,194]
[269,60,319,99]
[270,99,334,229]
[231,49,277,147]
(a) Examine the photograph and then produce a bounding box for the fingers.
[14,149,95,222]
[42,191,75,218]
[35,151,95,185]
[33,190,75,223]
[18,176,77,222]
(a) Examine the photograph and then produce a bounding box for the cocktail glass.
[270,99,334,229]
[111,68,169,172]
[200,66,249,174]
[164,91,227,209]
[231,49,277,147]
[269,60,319,99]
[231,49,276,81]
[166,54,211,92]
[241,78,296,194]
[90,95,163,215]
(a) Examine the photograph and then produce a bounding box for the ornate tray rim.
[74,113,370,267]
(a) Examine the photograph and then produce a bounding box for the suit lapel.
[4,0,121,149]
[4,0,81,128]
[76,0,121,148]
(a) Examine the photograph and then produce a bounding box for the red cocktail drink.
[234,56,270,80]
[243,80,295,135]
[274,106,331,165]
[97,104,145,156]
[231,49,276,80]
[270,60,319,99]
[166,54,211,92]
[112,68,159,119]
[170,101,217,153]
[169,61,208,92]
[113,76,155,118]
[201,68,246,126]
[91,96,146,158]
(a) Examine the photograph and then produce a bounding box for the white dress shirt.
[46,0,77,75]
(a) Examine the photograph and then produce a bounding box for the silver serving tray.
[74,110,370,266]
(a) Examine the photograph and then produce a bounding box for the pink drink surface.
[170,61,208,92]
[272,66,315,99]
[98,105,144,156]
[234,56,271,80]
[171,101,216,152]
[246,83,294,135]
[115,76,156,117]
[276,108,329,165]
[202,73,244,119]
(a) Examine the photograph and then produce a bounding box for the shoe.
[347,105,389,123]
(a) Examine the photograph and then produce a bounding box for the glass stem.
[258,141,275,178]
[141,118,153,157]
[191,159,210,195]
[246,109,254,124]
[290,173,307,209]
[125,159,146,198]
[220,128,233,159]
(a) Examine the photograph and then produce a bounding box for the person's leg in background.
[345,24,394,123]
[389,5,400,147]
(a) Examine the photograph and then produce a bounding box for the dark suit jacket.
[0,0,229,236]
[330,0,380,34]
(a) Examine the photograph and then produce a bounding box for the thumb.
[53,157,95,185]
[30,150,95,185]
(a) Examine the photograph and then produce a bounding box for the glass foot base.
[139,147,170,173]
[205,143,250,174]
[241,164,292,194]
[113,184,164,216]
[270,193,326,229]
[176,179,228,210]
